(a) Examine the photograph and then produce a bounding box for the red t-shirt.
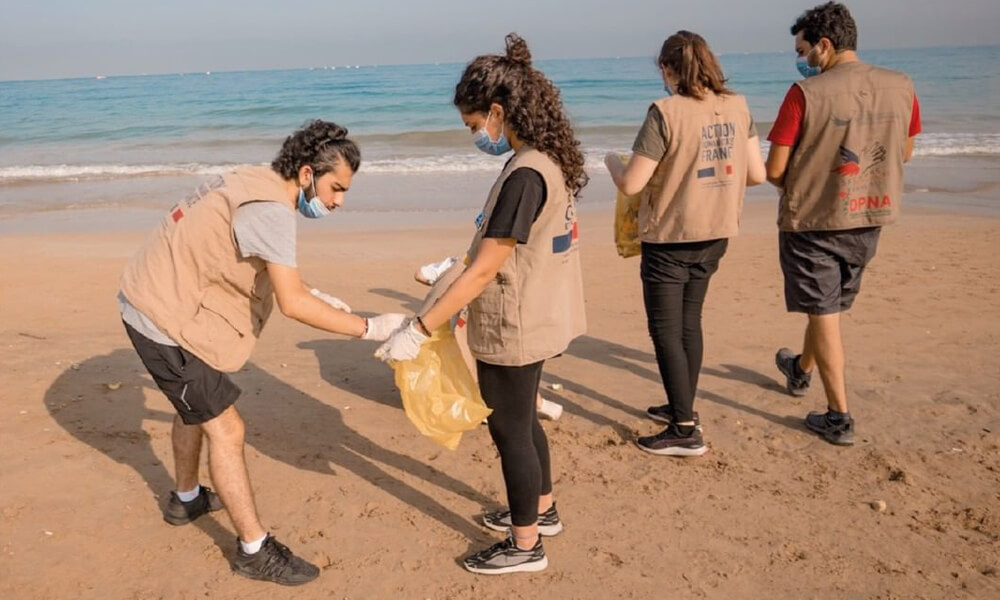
[767,84,922,146]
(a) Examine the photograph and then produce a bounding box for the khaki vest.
[640,93,752,243]
[120,166,287,372]
[465,148,587,366]
[780,62,914,231]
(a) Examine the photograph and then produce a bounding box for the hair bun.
[504,33,532,67]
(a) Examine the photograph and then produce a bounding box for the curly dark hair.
[791,2,857,51]
[453,33,588,197]
[657,30,732,100]
[271,119,361,180]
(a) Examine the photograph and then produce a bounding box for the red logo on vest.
[171,208,185,223]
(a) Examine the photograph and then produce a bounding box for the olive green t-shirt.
[632,105,758,162]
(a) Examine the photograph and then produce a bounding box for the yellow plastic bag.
[392,325,492,450]
[613,154,641,258]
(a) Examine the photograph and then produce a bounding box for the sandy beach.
[1,167,998,599]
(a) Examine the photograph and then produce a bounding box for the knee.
[201,407,245,445]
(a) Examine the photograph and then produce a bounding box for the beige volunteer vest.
[780,62,914,231]
[120,166,287,372]
[465,148,587,366]
[640,93,752,243]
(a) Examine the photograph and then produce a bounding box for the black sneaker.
[163,486,224,526]
[232,535,320,586]
[776,348,812,397]
[805,411,855,446]
[462,534,548,575]
[636,423,708,456]
[482,503,563,537]
[645,404,702,431]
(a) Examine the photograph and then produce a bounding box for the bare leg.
[172,415,203,491]
[510,523,540,550]
[538,493,553,513]
[200,406,266,542]
[800,314,848,413]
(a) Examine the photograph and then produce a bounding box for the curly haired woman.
[118,120,406,585]
[376,34,587,574]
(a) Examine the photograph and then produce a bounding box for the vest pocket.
[179,288,251,361]
[467,282,504,355]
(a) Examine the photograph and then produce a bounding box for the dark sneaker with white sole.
[645,404,702,431]
[482,503,563,537]
[232,535,320,586]
[776,348,812,397]
[463,534,548,575]
[805,411,855,446]
[636,423,708,456]
[163,486,224,525]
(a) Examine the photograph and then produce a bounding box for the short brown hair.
[657,31,732,100]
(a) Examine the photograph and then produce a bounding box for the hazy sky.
[1,0,997,80]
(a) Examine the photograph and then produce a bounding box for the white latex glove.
[310,288,352,313]
[362,313,408,342]
[374,321,428,362]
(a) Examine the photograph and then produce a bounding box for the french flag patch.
[697,167,716,179]
[552,221,579,253]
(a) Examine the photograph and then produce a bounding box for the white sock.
[176,485,201,503]
[240,533,268,555]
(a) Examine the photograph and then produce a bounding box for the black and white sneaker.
[776,348,812,397]
[636,423,708,457]
[231,535,320,586]
[163,486,223,526]
[462,534,548,575]
[482,503,564,536]
[805,411,855,446]
[645,404,702,431]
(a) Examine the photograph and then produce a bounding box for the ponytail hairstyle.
[657,31,733,100]
[454,33,588,197]
[271,119,361,180]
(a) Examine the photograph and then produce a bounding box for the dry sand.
[1,184,998,599]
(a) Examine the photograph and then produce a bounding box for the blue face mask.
[297,177,330,219]
[472,113,512,155]
[796,56,822,78]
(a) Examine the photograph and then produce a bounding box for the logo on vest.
[552,202,579,254]
[698,122,737,188]
[833,143,892,218]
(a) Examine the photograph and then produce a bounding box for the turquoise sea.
[0,45,997,212]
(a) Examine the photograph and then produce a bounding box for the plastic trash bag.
[613,154,641,258]
[392,325,491,450]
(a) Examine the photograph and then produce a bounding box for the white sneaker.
[416,256,458,286]
[537,397,563,421]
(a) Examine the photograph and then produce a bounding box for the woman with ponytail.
[605,31,766,457]
[376,34,587,574]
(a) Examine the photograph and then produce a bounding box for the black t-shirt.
[483,167,547,244]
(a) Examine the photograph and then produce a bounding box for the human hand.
[362,313,408,341]
[373,321,428,362]
[310,288,352,313]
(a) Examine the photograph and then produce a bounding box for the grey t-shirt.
[119,201,297,344]
[632,105,758,162]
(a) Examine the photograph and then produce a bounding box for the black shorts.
[123,322,241,425]
[779,227,881,315]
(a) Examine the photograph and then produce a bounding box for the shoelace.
[258,539,295,576]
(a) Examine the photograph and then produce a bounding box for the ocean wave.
[0,163,243,184]
[2,133,997,184]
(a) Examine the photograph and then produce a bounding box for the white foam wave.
[0,163,243,184]
[2,134,996,184]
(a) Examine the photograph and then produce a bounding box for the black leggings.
[641,239,728,424]
[476,359,551,527]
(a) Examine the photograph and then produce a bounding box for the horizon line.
[1,42,995,84]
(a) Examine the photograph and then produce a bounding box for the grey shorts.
[779,227,881,315]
